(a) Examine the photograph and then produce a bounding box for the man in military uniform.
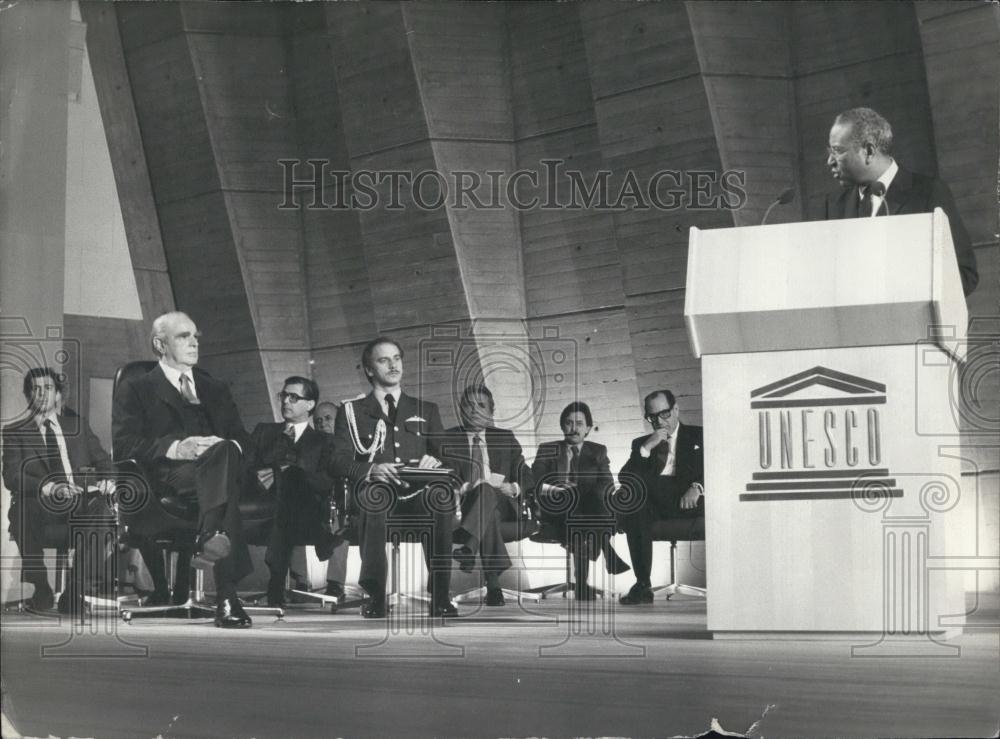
[331,336,457,618]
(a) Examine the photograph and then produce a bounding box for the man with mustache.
[331,336,456,618]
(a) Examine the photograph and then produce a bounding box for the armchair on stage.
[685,209,970,641]
[112,361,283,623]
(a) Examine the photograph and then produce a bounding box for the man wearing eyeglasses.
[248,376,337,608]
[616,389,704,605]
[823,106,977,297]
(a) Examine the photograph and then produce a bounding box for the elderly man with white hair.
[113,311,254,628]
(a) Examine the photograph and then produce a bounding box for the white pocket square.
[694,444,701,450]
[405,415,426,423]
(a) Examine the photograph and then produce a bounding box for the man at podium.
[824,106,978,297]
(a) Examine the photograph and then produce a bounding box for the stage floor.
[2,595,998,738]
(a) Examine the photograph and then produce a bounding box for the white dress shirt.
[859,158,898,217]
[638,423,681,476]
[373,387,402,421]
[159,359,199,401]
[286,420,309,443]
[467,429,492,480]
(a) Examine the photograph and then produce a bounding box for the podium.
[685,209,969,641]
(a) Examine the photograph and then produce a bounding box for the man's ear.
[305,399,316,415]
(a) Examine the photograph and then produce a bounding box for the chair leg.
[525,547,574,599]
[385,541,432,608]
[651,541,707,600]
[452,585,487,604]
[122,557,284,621]
[499,561,544,602]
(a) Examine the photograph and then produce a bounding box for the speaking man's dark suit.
[331,392,451,605]
[112,363,253,596]
[2,408,115,600]
[532,439,628,574]
[248,422,336,594]
[440,426,533,575]
[618,423,704,587]
[823,166,978,296]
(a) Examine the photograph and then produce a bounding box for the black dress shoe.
[604,545,632,575]
[266,577,287,608]
[266,592,286,608]
[25,588,55,612]
[484,588,505,607]
[452,546,475,573]
[144,589,172,607]
[361,598,388,618]
[191,530,231,570]
[431,601,459,618]
[618,584,654,605]
[324,581,345,599]
[214,597,252,629]
[57,591,84,615]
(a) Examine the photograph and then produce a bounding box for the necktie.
[660,439,677,475]
[859,186,873,217]
[385,394,397,424]
[569,444,580,485]
[42,420,67,476]
[471,434,485,483]
[180,374,200,405]
[282,423,297,465]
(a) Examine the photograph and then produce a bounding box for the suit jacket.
[2,408,111,500]
[532,439,615,517]
[619,423,704,498]
[112,364,251,474]
[440,426,533,521]
[823,166,978,296]
[331,391,444,484]
[248,422,334,500]
[439,426,533,491]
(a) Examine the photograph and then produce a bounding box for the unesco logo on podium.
[742,366,901,503]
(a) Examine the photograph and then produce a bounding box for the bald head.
[314,401,339,434]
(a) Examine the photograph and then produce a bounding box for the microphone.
[761,187,795,225]
[869,181,888,216]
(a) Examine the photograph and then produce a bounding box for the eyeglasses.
[826,145,849,158]
[644,407,674,424]
[278,391,308,403]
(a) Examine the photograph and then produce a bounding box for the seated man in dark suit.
[531,401,629,600]
[2,367,117,613]
[441,384,533,607]
[331,336,456,619]
[113,311,254,628]
[617,390,703,605]
[249,376,337,607]
[310,400,351,602]
[823,106,978,297]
